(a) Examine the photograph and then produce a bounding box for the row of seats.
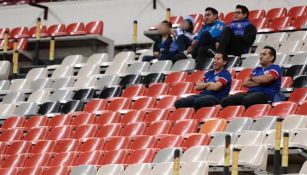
[0,0,50,6]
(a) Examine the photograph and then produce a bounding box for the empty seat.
[1,116,25,130]
[144,109,170,123]
[171,59,195,72]
[50,66,74,79]
[73,151,102,166]
[149,162,173,175]
[168,107,194,121]
[249,9,266,20]
[251,116,277,131]
[144,120,171,136]
[122,163,151,175]
[217,105,245,120]
[70,165,97,175]
[180,161,209,175]
[1,154,27,168]
[129,135,157,150]
[46,125,73,140]
[83,99,107,113]
[0,80,10,91]
[288,31,307,41]
[107,97,131,111]
[6,140,31,155]
[283,115,306,130]
[243,104,272,118]
[155,135,183,149]
[121,84,145,98]
[181,146,210,162]
[76,64,100,77]
[2,92,25,104]
[96,164,124,175]
[182,134,211,148]
[288,88,307,105]
[30,78,52,92]
[168,82,193,96]
[235,131,266,147]
[296,101,307,115]
[269,101,298,117]
[170,119,198,135]
[30,140,56,154]
[72,76,97,90]
[95,123,122,138]
[130,97,155,110]
[278,41,303,54]
[25,68,48,82]
[49,55,84,69]
[145,83,169,97]
[199,119,227,134]
[72,88,96,100]
[285,65,307,77]
[119,74,142,88]
[0,63,11,81]
[100,149,129,165]
[0,128,23,141]
[23,127,48,141]
[95,111,120,125]
[120,122,146,136]
[99,86,122,99]
[0,104,15,120]
[241,55,259,68]
[51,77,75,90]
[288,6,307,19]
[96,75,120,89]
[24,154,52,168]
[148,60,173,73]
[164,71,188,85]
[209,133,236,148]
[104,136,130,151]
[49,152,78,167]
[225,117,253,133]
[27,90,50,104]
[125,62,150,75]
[153,147,183,163]
[193,106,220,122]
[48,114,73,127]
[60,100,84,114]
[79,138,105,152]
[266,7,287,21]
[288,53,307,66]
[125,148,156,164]
[239,145,268,170]
[266,32,288,43]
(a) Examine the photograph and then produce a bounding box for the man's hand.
[195,82,212,90]
[186,46,193,54]
[153,52,159,58]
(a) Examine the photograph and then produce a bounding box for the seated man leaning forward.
[175,51,232,110]
[221,46,281,108]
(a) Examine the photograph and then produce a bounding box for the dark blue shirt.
[194,20,224,41]
[200,69,232,100]
[248,64,282,101]
[153,35,173,55]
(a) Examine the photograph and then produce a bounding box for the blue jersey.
[194,20,224,41]
[248,64,282,101]
[200,69,232,100]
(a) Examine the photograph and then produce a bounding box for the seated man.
[143,21,175,62]
[221,46,281,108]
[175,51,232,110]
[217,5,257,56]
[187,7,225,69]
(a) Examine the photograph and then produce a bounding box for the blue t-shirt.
[194,20,224,41]
[200,69,232,100]
[248,64,282,101]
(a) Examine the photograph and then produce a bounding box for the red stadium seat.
[155,135,183,149]
[121,85,146,98]
[193,106,220,122]
[190,13,203,24]
[24,153,52,168]
[187,70,205,84]
[100,149,128,165]
[54,139,81,153]
[1,116,25,130]
[170,119,198,135]
[30,140,56,154]
[0,129,23,142]
[296,101,307,115]
[243,104,272,119]
[155,96,178,109]
[125,148,156,164]
[193,22,202,34]
[6,141,31,155]
[20,167,44,175]
[73,124,98,139]
[164,72,188,85]
[49,152,78,167]
[217,105,245,120]
[281,77,293,88]
[120,122,146,136]
[236,68,253,81]
[120,110,145,123]
[84,20,104,35]
[288,88,307,105]
[9,27,28,39]
[44,166,70,175]
[23,127,48,141]
[284,15,307,30]
[106,97,131,111]
[270,101,298,117]
[23,116,49,130]
[95,123,122,138]
[251,18,269,30]
[288,6,307,19]
[231,79,243,92]
[144,109,170,123]
[199,119,227,134]
[168,108,195,121]
[182,134,211,148]
[219,13,225,21]
[1,154,27,168]
[71,113,96,126]
[83,99,108,113]
[129,135,157,150]
[46,125,73,140]
[8,38,28,51]
[145,83,169,97]
[0,168,18,175]
[103,136,130,151]
[264,17,292,32]
[266,7,287,21]
[144,120,172,136]
[28,25,47,38]
[131,97,156,110]
[168,82,193,96]
[65,22,85,35]
[0,28,9,39]
[96,111,120,125]
[224,12,234,24]
[0,142,7,155]
[48,114,73,128]
[170,16,184,27]
[249,9,266,20]
[74,151,102,166]
[42,24,66,37]
[79,138,105,152]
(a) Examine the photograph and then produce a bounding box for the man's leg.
[176,35,192,52]
[218,27,244,56]
[221,93,246,108]
[142,55,154,62]
[193,95,220,110]
[174,95,199,109]
[242,92,269,108]
[192,31,215,59]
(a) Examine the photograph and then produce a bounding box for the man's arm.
[250,73,275,84]
[206,81,224,91]
[243,77,259,87]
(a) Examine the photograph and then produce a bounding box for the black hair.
[215,51,229,62]
[263,46,277,62]
[205,7,219,16]
[184,19,194,34]
[236,5,249,18]
[161,20,172,28]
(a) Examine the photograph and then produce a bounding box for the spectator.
[221,46,281,108]
[187,7,225,70]
[143,20,175,62]
[175,51,232,110]
[217,5,257,56]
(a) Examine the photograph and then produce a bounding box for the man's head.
[234,5,249,21]
[259,46,277,67]
[213,51,228,70]
[205,7,219,24]
[158,20,172,35]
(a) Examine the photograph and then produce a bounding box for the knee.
[142,55,153,62]
[175,99,186,109]
[241,97,256,108]
[221,97,231,108]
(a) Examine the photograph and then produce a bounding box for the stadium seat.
[50,89,73,102]
[154,95,178,109]
[125,62,150,75]
[44,166,70,175]
[79,138,104,152]
[225,117,253,133]
[168,82,193,96]
[48,54,85,70]
[120,122,146,136]
[170,119,198,135]
[199,119,227,134]
[251,116,277,131]
[155,135,183,149]
[144,120,171,136]
[23,127,48,141]
[120,110,145,123]
[16,102,39,116]
[70,165,97,175]
[283,115,306,130]
[30,140,56,154]
[181,134,211,149]
[266,32,288,43]
[0,128,23,142]
[95,123,122,138]
[290,129,307,150]
[1,116,25,130]
[236,68,253,81]
[83,99,107,113]
[83,20,103,35]
[266,7,287,21]
[270,101,298,117]
[46,125,73,140]
[193,106,220,122]
[0,80,10,91]
[224,12,235,24]
[217,105,245,120]
[2,92,25,104]
[235,131,266,147]
[96,164,124,175]
[103,136,130,151]
[96,75,120,89]
[60,100,84,114]
[119,74,142,88]
[141,73,165,87]
[125,148,156,164]
[168,108,194,121]
[100,149,129,165]
[143,109,170,123]
[24,153,52,168]
[130,97,156,110]
[239,145,268,170]
[288,88,307,105]
[262,16,291,32]
[50,78,75,91]
[28,25,47,38]
[207,146,226,166]
[288,6,307,19]
[95,111,120,125]
[164,71,188,85]
[145,83,169,97]
[296,101,307,115]
[49,152,78,167]
[43,24,66,37]
[73,124,98,139]
[122,163,151,175]
[209,132,235,148]
[74,151,102,166]
[148,60,173,73]
[0,104,16,120]
[54,139,81,153]
[278,41,303,54]
[186,70,205,84]
[106,97,131,111]
[37,101,60,115]
[149,162,173,175]
[249,9,266,20]
[71,113,96,126]
[121,84,145,98]
[129,135,157,150]
[243,104,272,118]
[26,90,50,104]
[1,154,27,168]
[285,65,307,77]
[153,147,183,163]
[6,140,31,155]
[281,76,293,88]
[181,146,210,162]
[98,86,122,99]
[171,59,195,72]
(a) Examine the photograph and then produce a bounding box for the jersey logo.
[214,76,219,81]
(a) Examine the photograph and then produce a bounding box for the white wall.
[0,0,306,45]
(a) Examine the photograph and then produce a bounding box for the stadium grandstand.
[0,0,307,174]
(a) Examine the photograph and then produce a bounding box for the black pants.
[221,92,269,108]
[172,35,192,63]
[218,27,246,56]
[175,95,220,110]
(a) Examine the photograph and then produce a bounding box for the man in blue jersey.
[186,7,225,70]
[217,5,257,56]
[221,46,281,108]
[175,51,232,110]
